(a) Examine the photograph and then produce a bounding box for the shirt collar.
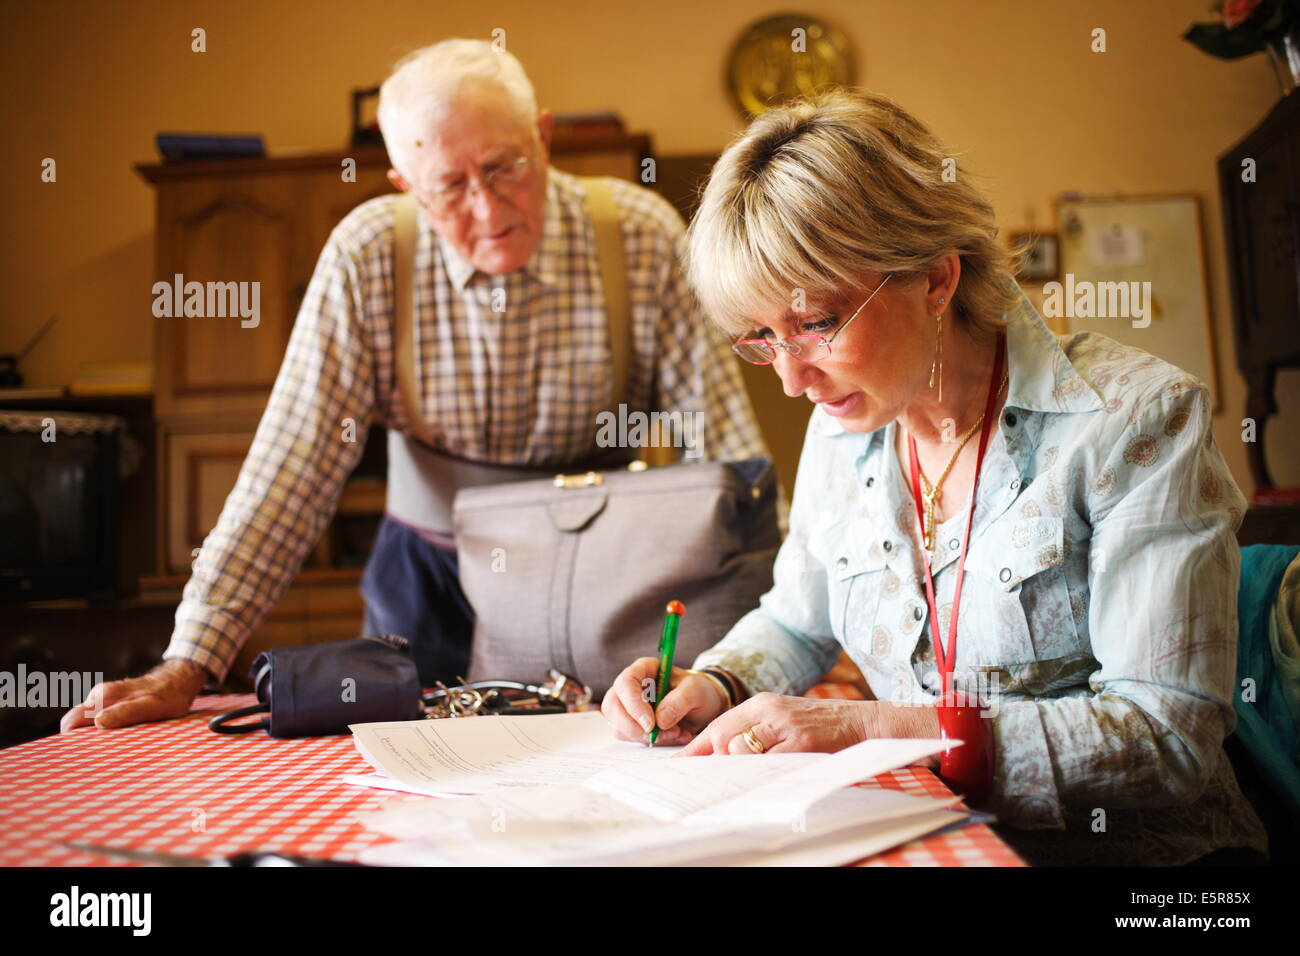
[1001,285,1104,415]
[434,169,564,292]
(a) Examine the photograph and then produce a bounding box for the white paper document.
[353,779,963,866]
[585,736,957,827]
[735,809,965,867]
[345,712,963,866]
[347,711,679,795]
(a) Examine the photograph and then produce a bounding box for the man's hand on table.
[60,659,209,732]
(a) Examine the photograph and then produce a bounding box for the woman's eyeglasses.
[732,274,891,365]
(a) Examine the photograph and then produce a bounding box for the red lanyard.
[906,331,1006,700]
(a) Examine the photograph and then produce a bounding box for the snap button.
[1004,411,1018,427]
[882,541,892,552]
[913,606,923,621]
[1010,478,1021,490]
[999,567,1012,582]
[865,476,875,487]
[949,537,960,550]
[836,557,848,571]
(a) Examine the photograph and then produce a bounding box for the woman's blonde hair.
[687,88,1022,340]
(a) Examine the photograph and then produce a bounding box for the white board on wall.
[1053,194,1220,410]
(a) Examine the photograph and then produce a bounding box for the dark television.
[0,411,120,602]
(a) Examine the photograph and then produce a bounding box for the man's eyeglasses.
[732,274,892,365]
[415,155,534,214]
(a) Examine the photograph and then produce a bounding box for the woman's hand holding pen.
[602,657,728,746]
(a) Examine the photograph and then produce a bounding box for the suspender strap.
[580,177,630,414]
[391,194,436,447]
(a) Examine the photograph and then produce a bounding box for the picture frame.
[1009,230,1059,282]
[351,86,382,147]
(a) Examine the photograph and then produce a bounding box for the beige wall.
[4,0,1297,492]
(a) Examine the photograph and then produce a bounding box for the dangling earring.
[929,297,946,402]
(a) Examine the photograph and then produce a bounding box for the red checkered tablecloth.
[0,690,1024,867]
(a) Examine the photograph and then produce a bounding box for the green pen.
[648,600,685,746]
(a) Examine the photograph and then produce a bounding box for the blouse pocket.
[965,516,1077,668]
[822,528,889,658]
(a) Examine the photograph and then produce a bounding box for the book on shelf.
[155,133,266,162]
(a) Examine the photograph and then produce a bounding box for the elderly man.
[62,39,768,731]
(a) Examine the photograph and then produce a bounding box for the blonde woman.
[602,89,1267,866]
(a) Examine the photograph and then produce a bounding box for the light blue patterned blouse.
[694,289,1268,865]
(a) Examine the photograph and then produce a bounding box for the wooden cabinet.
[139,147,398,577]
[1218,89,1300,492]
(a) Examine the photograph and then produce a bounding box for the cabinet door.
[154,166,398,420]
[301,161,395,257]
[153,174,302,418]
[162,427,255,572]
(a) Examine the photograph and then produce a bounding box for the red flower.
[1223,0,1263,28]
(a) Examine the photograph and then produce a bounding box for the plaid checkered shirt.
[163,168,769,684]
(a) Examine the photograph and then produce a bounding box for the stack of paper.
[344,712,970,866]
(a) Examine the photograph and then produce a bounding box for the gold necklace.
[909,369,1008,550]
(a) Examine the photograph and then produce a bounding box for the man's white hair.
[379,39,539,182]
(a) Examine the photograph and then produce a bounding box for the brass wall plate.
[727,13,854,118]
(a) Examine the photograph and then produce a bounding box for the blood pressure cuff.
[208,634,423,738]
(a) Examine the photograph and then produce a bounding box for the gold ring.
[741,727,766,754]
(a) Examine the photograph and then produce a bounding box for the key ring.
[420,669,592,718]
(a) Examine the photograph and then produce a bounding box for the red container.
[936,699,993,807]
